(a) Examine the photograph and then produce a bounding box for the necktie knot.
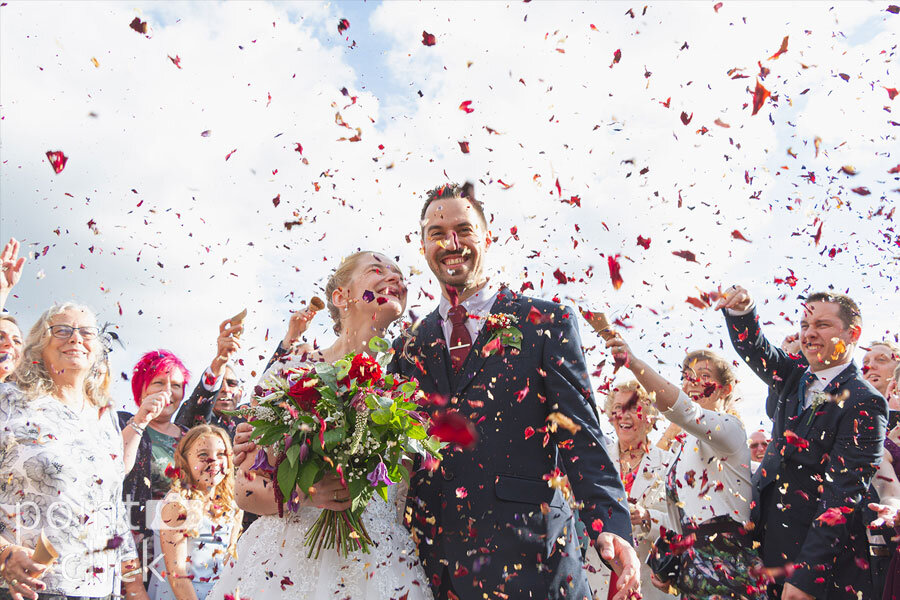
[448,305,469,326]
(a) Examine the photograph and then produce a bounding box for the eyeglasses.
[48,325,99,340]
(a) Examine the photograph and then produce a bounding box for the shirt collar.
[806,362,852,389]
[438,279,498,321]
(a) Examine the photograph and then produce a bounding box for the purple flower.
[287,488,302,513]
[298,441,309,463]
[249,449,275,474]
[366,461,393,487]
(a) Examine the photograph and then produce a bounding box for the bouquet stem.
[304,509,373,558]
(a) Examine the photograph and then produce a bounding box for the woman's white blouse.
[661,390,753,531]
[0,383,137,596]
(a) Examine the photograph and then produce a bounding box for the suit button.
[442,468,454,481]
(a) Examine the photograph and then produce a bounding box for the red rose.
[288,376,321,412]
[347,353,382,386]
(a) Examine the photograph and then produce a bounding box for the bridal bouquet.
[231,337,443,558]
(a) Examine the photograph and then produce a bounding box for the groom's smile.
[421,195,491,300]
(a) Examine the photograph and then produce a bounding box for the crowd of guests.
[0,228,898,600]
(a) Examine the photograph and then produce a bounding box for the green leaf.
[371,408,391,425]
[376,485,389,502]
[334,359,351,381]
[296,460,320,494]
[257,424,289,447]
[323,426,347,450]
[277,455,300,502]
[285,443,301,468]
[369,336,391,354]
[408,424,427,440]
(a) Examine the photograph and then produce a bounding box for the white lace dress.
[208,356,433,600]
[209,485,431,600]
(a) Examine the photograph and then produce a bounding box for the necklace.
[619,446,645,474]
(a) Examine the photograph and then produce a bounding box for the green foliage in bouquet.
[231,337,443,558]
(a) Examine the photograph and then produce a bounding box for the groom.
[392,183,639,600]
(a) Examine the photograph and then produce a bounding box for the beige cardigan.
[661,391,753,531]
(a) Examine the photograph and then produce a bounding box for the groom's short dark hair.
[420,183,487,233]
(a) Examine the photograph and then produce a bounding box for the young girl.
[151,425,242,600]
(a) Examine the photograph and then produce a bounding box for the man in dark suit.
[717,286,887,600]
[392,183,639,600]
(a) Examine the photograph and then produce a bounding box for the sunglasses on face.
[48,325,99,340]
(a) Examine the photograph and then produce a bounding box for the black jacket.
[724,308,887,599]
[391,288,631,600]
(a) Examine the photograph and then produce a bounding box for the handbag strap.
[664,439,689,528]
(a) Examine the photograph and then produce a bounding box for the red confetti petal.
[672,250,699,263]
[337,18,350,35]
[850,186,871,195]
[422,31,436,46]
[129,17,148,34]
[769,35,789,60]
[680,111,693,125]
[45,150,68,174]
[459,100,474,113]
[610,48,622,68]
[730,229,751,242]
[428,410,477,449]
[751,80,771,116]
[607,255,624,290]
[591,518,604,534]
[636,235,651,249]
[783,429,809,450]
[458,141,470,154]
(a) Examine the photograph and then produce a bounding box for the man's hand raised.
[713,285,753,312]
[596,532,641,600]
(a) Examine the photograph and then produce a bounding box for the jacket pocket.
[494,473,563,508]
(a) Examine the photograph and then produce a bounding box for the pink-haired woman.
[119,350,192,569]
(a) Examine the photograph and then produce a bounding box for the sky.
[0,1,897,436]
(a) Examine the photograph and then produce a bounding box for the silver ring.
[10,578,17,586]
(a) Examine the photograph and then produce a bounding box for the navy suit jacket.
[391,288,631,600]
[724,308,886,599]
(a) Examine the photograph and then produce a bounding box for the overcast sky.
[1,1,897,435]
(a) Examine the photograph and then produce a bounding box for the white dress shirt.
[437,280,499,349]
[799,362,851,409]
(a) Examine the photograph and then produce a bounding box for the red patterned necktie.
[448,305,472,371]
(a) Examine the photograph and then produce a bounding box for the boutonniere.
[481,313,523,357]
[805,390,850,425]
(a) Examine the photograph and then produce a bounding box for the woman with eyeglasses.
[605,334,765,599]
[0,302,139,600]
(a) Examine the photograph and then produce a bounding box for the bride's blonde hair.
[325,251,401,335]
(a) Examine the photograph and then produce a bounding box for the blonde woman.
[212,251,433,600]
[588,380,672,600]
[152,425,241,600]
[0,303,139,600]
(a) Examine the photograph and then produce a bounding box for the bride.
[209,251,432,600]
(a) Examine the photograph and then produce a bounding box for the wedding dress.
[208,355,433,600]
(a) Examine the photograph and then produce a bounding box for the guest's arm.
[174,319,241,429]
[263,308,319,371]
[542,304,640,600]
[716,286,802,400]
[607,336,747,455]
[0,238,25,313]
[122,391,171,473]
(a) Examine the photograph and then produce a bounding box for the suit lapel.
[785,363,856,456]
[416,309,452,398]
[451,288,519,396]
